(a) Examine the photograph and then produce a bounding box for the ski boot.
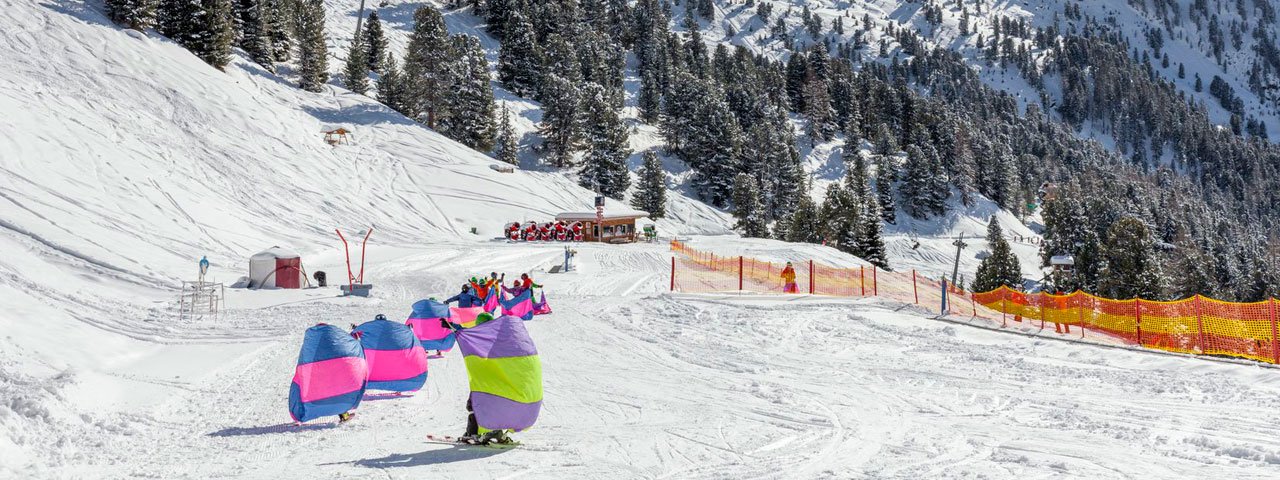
[338,412,355,423]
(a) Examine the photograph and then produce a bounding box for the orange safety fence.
[670,240,1280,365]
[972,286,1280,364]
[669,240,983,315]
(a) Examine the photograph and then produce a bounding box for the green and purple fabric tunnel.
[455,315,542,433]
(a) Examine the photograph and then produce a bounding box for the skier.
[442,312,522,445]
[781,262,798,293]
[444,284,482,307]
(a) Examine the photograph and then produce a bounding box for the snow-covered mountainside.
[710,0,1280,140]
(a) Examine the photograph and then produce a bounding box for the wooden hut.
[555,211,649,243]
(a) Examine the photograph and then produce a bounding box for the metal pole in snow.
[670,257,675,292]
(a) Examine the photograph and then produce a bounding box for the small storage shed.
[555,210,649,243]
[248,246,302,289]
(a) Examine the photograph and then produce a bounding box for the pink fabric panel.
[504,300,533,318]
[406,318,452,341]
[292,357,368,402]
[451,306,485,323]
[364,348,429,382]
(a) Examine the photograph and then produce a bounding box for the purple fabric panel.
[456,315,538,359]
[470,391,541,432]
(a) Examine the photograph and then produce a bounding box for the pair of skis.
[425,434,521,449]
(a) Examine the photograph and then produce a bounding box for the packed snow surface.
[6,0,1280,478]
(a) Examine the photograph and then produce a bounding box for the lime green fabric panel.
[464,355,543,403]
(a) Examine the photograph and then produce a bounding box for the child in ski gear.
[503,280,526,296]
[519,273,541,290]
[781,262,798,293]
[445,285,481,307]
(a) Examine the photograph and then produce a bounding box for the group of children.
[445,271,542,308]
[506,221,584,242]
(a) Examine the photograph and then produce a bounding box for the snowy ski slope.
[6,0,1280,477]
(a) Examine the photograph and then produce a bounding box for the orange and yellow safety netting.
[972,286,1280,364]
[670,240,1280,365]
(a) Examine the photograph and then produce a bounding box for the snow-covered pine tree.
[875,171,896,225]
[1170,238,1216,299]
[785,190,821,243]
[497,11,540,98]
[160,0,234,69]
[578,83,632,198]
[1097,216,1166,300]
[440,34,497,151]
[107,0,155,31]
[538,74,582,168]
[263,0,291,62]
[377,56,410,116]
[631,151,667,219]
[857,197,889,269]
[818,182,855,248]
[236,0,274,71]
[732,174,769,238]
[899,145,934,219]
[972,217,1022,292]
[295,0,328,91]
[403,6,452,127]
[363,10,388,73]
[343,39,370,95]
[496,103,520,166]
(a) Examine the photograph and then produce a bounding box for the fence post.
[670,256,675,292]
[873,267,878,296]
[1135,298,1143,346]
[808,260,815,294]
[912,269,919,304]
[970,290,976,317]
[859,266,865,296]
[1000,287,1008,327]
[738,256,744,291]
[1078,293,1086,339]
[1270,297,1278,364]
[1195,295,1206,354]
[941,279,949,315]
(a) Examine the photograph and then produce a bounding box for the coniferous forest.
[105,0,1280,302]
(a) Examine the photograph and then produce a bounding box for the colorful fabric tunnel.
[532,291,552,315]
[451,305,487,328]
[354,318,429,393]
[406,299,455,352]
[456,315,542,433]
[500,289,535,320]
[289,324,368,423]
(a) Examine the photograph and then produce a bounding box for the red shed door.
[275,257,301,288]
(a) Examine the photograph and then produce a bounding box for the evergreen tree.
[377,56,410,116]
[160,0,235,69]
[972,217,1022,292]
[578,83,632,198]
[496,103,520,166]
[899,145,935,219]
[440,35,497,151]
[296,0,329,91]
[538,74,582,167]
[875,170,897,224]
[1097,216,1166,300]
[237,0,274,71]
[107,0,155,31]
[363,10,388,73]
[631,151,667,219]
[849,155,888,269]
[263,0,291,62]
[785,191,822,243]
[403,6,452,127]
[498,12,541,97]
[343,39,370,95]
[732,174,769,237]
[818,182,855,248]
